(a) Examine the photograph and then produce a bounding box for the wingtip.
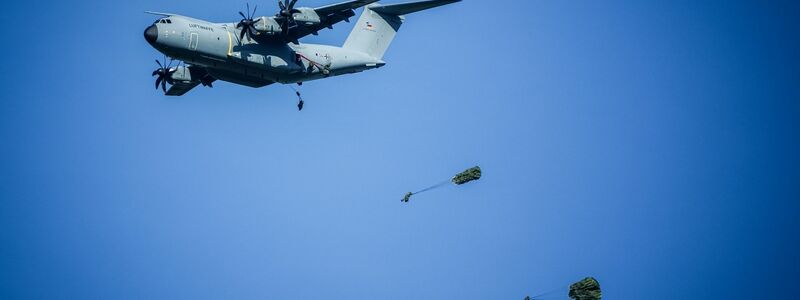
[144,11,175,17]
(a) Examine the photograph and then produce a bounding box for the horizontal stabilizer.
[370,0,461,15]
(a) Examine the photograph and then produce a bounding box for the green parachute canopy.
[451,166,482,185]
[568,277,602,300]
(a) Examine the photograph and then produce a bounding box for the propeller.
[236,3,259,42]
[275,0,301,38]
[152,56,176,93]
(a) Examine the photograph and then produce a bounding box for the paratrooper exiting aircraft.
[144,0,460,101]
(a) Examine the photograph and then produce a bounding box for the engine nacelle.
[170,65,214,86]
[251,7,320,36]
[255,17,283,34]
[292,7,321,25]
[170,66,194,82]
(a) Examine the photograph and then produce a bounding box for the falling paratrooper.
[402,166,482,203]
[402,192,413,203]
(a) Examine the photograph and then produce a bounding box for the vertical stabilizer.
[343,0,460,59]
[343,5,403,60]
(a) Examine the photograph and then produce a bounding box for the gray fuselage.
[145,15,384,87]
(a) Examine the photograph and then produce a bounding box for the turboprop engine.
[290,7,321,25]
[236,2,321,42]
[253,17,283,35]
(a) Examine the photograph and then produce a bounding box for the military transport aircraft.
[144,0,460,100]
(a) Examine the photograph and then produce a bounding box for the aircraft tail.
[343,0,460,60]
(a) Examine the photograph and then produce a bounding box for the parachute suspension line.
[413,179,451,195]
[532,293,569,300]
[530,284,569,300]
[402,179,450,202]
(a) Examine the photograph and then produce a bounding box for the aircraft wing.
[314,0,379,15]
[370,0,461,15]
[287,0,379,41]
[165,81,201,96]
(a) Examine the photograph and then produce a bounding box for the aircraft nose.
[144,24,158,44]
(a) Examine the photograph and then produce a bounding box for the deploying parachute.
[524,277,601,300]
[402,166,482,203]
[569,277,602,300]
[452,166,482,185]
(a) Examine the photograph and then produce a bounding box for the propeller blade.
[239,27,247,41]
[152,56,179,93]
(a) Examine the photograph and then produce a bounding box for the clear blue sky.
[1,0,798,299]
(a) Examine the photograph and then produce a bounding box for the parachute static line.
[296,53,331,75]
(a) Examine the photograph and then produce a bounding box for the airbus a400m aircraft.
[144,0,460,101]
